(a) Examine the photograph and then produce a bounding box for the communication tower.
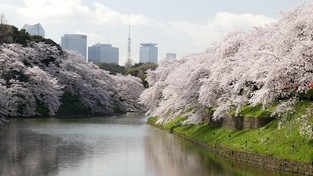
[127,25,131,64]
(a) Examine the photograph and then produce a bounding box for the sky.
[0,0,307,65]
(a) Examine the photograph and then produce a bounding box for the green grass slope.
[148,101,313,163]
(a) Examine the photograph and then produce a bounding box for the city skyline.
[60,30,159,65]
[0,0,306,64]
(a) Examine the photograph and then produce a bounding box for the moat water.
[0,113,294,176]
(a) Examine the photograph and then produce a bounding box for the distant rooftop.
[22,23,45,38]
[140,43,157,46]
[22,23,43,29]
[94,43,112,47]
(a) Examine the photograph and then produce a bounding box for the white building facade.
[88,43,119,64]
[139,43,158,63]
[22,23,45,38]
[61,34,87,59]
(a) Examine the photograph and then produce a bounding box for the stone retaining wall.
[207,115,274,130]
[216,144,313,175]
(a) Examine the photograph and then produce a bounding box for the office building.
[88,43,119,64]
[139,43,158,63]
[166,53,176,59]
[22,23,45,37]
[61,34,87,59]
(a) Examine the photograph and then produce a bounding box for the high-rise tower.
[61,34,87,59]
[88,43,119,64]
[139,43,158,63]
[22,23,45,38]
[127,25,131,64]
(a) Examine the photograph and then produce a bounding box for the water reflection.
[144,127,294,176]
[0,113,296,176]
[0,121,86,176]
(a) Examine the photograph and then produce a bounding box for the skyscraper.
[88,43,119,64]
[22,23,45,37]
[139,43,158,63]
[61,34,87,59]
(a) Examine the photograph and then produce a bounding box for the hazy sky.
[0,0,306,64]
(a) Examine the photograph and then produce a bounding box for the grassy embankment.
[148,101,313,163]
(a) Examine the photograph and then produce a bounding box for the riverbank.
[147,116,313,175]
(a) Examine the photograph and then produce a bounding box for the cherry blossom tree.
[0,79,9,123]
[0,43,63,116]
[115,74,145,112]
[140,3,313,136]
[0,40,145,119]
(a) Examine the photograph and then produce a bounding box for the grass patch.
[238,104,276,117]
[295,101,312,115]
[147,116,158,124]
[164,116,187,132]
[228,103,277,118]
[148,116,187,132]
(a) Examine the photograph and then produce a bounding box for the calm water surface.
[0,113,295,176]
